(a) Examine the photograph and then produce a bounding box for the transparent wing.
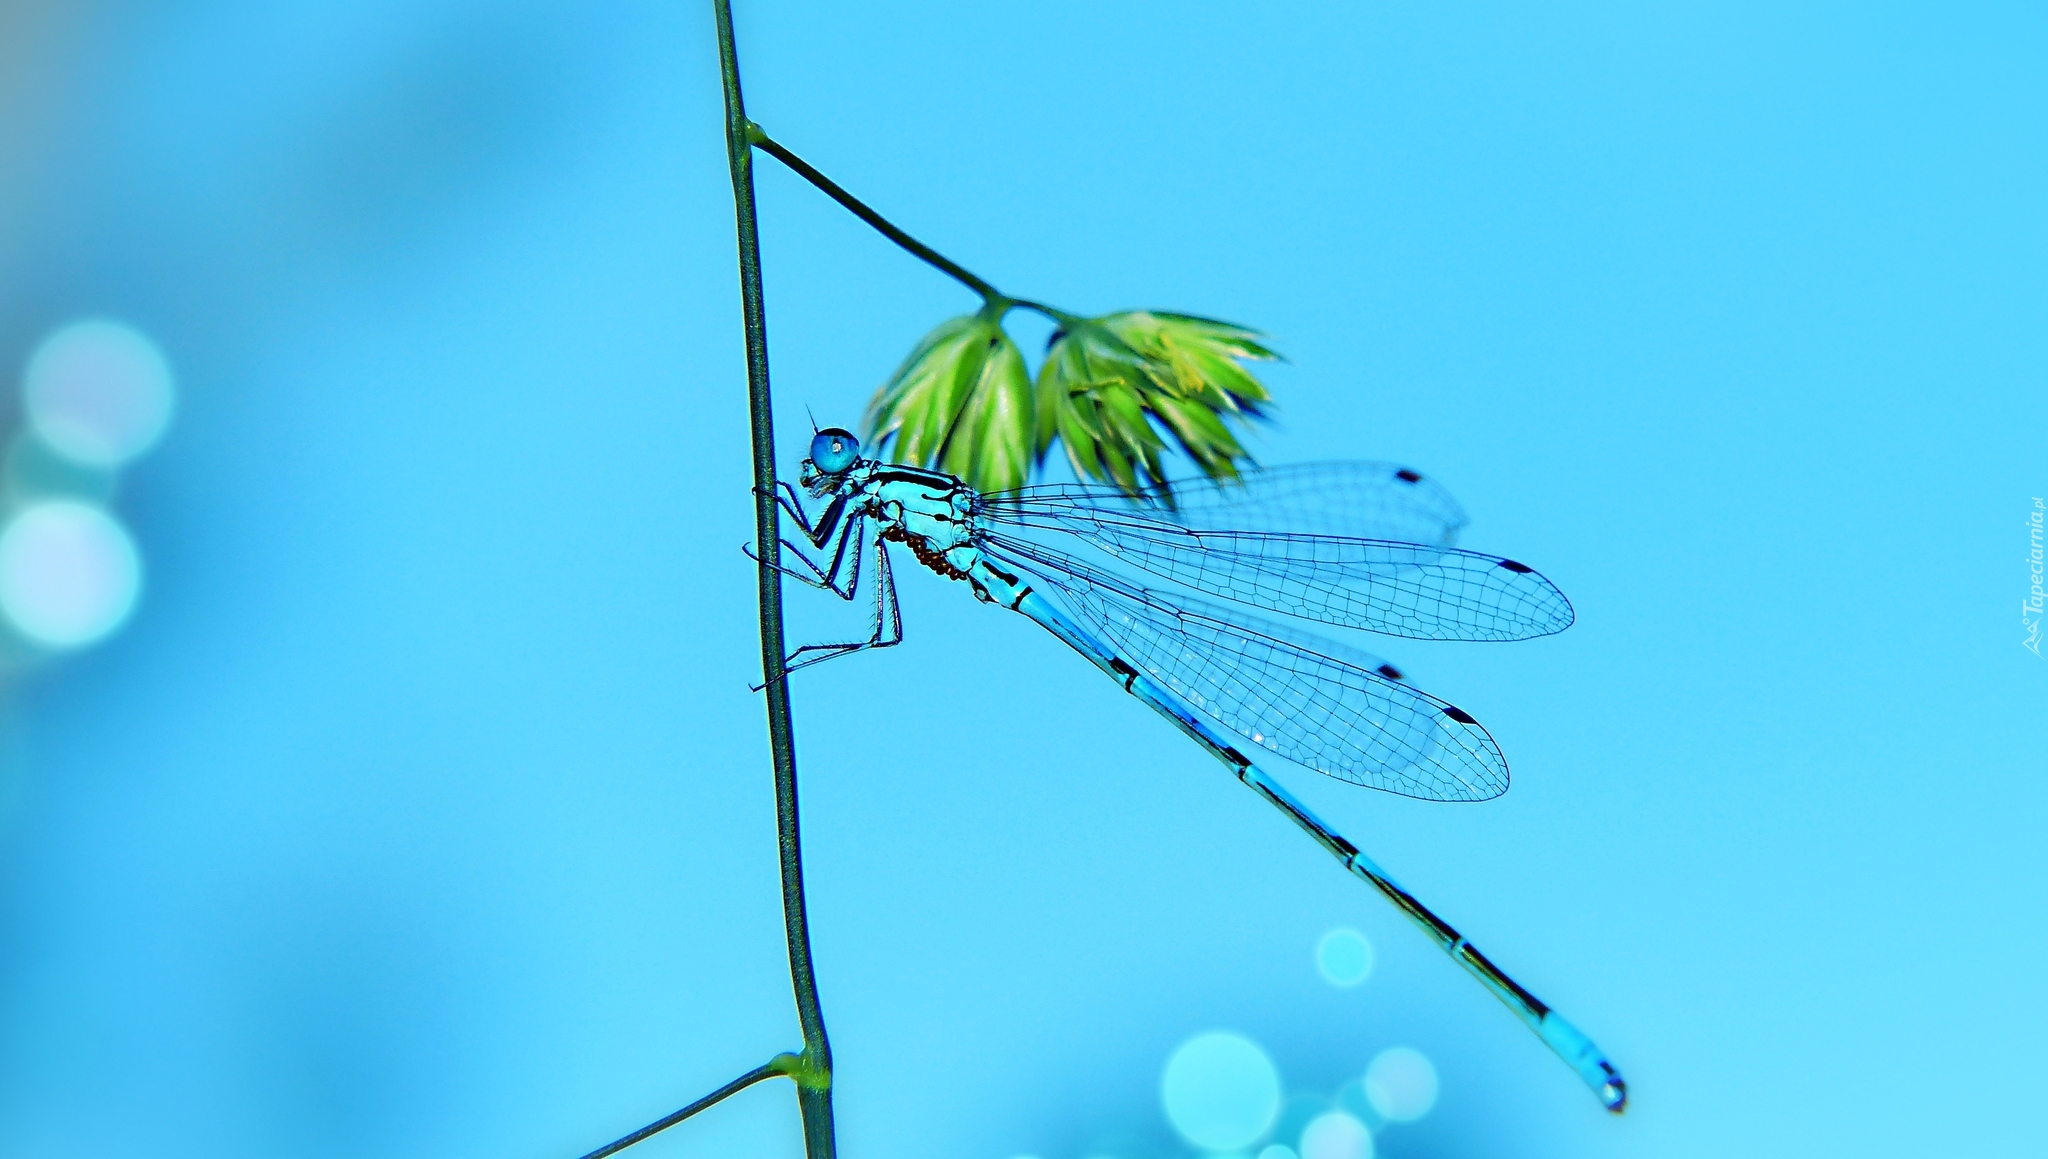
[976,509,1573,642]
[988,539,1508,802]
[984,462,1468,544]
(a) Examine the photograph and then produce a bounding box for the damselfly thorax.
[798,455,1029,603]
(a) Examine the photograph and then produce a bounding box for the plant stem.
[572,1063,782,1159]
[749,131,1084,329]
[712,4,836,1158]
[1008,297,1081,326]
[749,129,1003,304]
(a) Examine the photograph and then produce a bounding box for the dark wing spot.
[1498,559,1535,574]
[1395,468,1422,483]
[1376,664,1404,680]
[1046,329,1066,351]
[1442,705,1479,725]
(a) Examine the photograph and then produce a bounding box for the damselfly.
[757,427,1626,1112]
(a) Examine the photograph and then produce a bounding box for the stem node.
[771,1047,834,1092]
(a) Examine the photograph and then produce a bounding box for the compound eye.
[809,428,860,474]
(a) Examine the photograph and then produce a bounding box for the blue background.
[0,2,2041,1156]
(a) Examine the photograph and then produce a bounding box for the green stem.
[712,4,836,1159]
[571,1063,782,1159]
[749,129,1004,304]
[751,128,1089,331]
[1008,297,1080,326]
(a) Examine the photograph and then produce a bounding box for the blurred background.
[0,1,2042,1156]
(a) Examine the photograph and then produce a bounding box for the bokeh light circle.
[0,501,141,648]
[1258,1146,1300,1159]
[1363,1047,1438,1122]
[1315,927,1375,987]
[1160,1030,1282,1151]
[1299,1111,1373,1159]
[22,319,175,468]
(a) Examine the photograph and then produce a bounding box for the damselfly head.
[809,428,861,475]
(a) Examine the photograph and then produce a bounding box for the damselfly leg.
[780,532,902,676]
[747,482,866,597]
[763,479,839,540]
[744,517,867,597]
[748,480,904,682]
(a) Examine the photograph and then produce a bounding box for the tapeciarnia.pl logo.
[2026,498,2044,658]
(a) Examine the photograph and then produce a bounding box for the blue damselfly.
[757,428,1626,1112]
